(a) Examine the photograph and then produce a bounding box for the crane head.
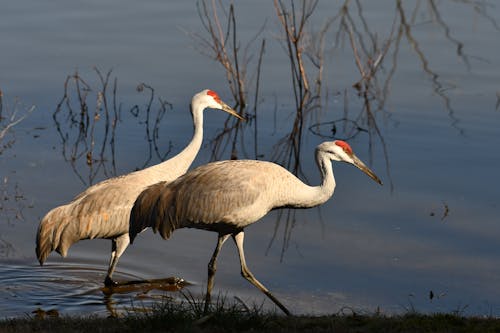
[193,89,244,120]
[317,140,382,185]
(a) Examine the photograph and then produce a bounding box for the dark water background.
[1,0,499,318]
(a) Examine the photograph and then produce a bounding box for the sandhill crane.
[36,89,243,286]
[129,140,382,315]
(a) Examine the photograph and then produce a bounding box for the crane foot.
[104,276,118,287]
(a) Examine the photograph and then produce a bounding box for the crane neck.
[282,148,337,209]
[171,102,204,167]
[181,102,204,159]
[310,148,337,207]
[146,102,204,178]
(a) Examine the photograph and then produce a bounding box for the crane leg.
[104,234,130,287]
[204,233,230,313]
[232,231,291,316]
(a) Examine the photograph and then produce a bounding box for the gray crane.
[129,140,382,315]
[36,89,243,286]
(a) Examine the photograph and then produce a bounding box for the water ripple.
[0,261,189,318]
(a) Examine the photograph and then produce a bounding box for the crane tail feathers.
[36,208,77,265]
[154,187,177,240]
[130,181,177,243]
[130,181,166,243]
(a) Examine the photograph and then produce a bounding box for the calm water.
[1,0,500,318]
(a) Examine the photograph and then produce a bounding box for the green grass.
[1,297,500,333]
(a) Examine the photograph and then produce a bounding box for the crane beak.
[219,101,245,121]
[352,154,383,185]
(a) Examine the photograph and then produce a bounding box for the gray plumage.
[36,89,242,286]
[130,160,287,240]
[129,140,382,315]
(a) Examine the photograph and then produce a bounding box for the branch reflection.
[50,1,497,262]
[190,0,265,160]
[194,0,495,257]
[53,68,120,185]
[129,83,173,169]
[0,94,34,256]
[53,68,173,186]
[0,92,35,155]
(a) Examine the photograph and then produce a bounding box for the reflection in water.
[54,68,120,185]
[0,237,16,258]
[17,0,498,317]
[194,1,260,111]
[0,93,34,254]
[191,0,264,160]
[309,117,368,141]
[0,262,189,318]
[0,91,36,154]
[129,83,173,169]
[102,276,188,317]
[272,0,320,175]
[269,0,325,258]
[53,68,173,186]
[189,0,499,257]
[0,177,30,233]
[395,1,462,133]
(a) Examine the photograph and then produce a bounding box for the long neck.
[146,103,204,179]
[284,151,336,209]
[173,103,204,167]
[311,150,337,206]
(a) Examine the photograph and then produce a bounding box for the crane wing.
[172,161,267,225]
[130,160,296,241]
[37,174,144,262]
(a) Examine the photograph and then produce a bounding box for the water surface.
[1,0,500,317]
